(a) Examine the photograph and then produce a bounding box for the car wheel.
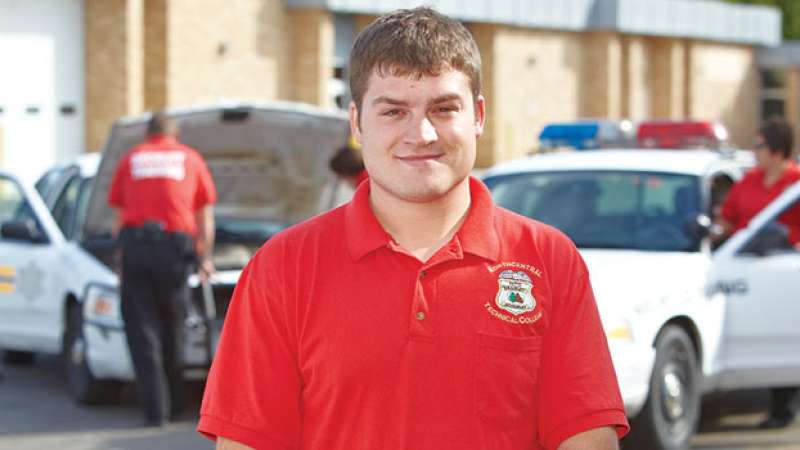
[625,325,700,450]
[63,303,122,404]
[2,350,35,365]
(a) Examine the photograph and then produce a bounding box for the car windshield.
[485,170,702,252]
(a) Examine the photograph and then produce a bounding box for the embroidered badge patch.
[495,270,535,316]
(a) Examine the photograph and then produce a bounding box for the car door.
[0,172,65,353]
[713,182,800,388]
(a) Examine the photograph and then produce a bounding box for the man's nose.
[404,115,438,147]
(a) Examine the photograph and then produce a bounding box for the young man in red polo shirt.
[199,7,628,449]
[109,112,216,427]
[715,117,800,429]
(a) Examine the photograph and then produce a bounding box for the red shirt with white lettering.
[198,177,628,450]
[108,134,217,236]
[720,162,800,243]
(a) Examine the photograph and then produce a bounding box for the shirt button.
[415,311,426,321]
[419,270,427,279]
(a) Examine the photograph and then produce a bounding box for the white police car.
[0,102,350,404]
[482,149,800,449]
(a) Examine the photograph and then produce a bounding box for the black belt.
[120,222,193,250]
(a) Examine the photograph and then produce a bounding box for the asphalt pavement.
[1,354,799,450]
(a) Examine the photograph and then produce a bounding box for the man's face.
[753,133,781,170]
[349,68,485,204]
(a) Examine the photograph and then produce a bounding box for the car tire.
[624,325,700,450]
[2,350,35,365]
[62,303,122,404]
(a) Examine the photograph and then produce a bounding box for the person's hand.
[198,257,215,282]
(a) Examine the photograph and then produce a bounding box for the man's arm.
[111,209,122,237]
[195,205,215,278]
[216,437,254,450]
[558,426,619,450]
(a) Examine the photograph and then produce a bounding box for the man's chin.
[392,179,468,203]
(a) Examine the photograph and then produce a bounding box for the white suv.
[0,102,350,403]
[482,149,799,449]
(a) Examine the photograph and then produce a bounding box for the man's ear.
[349,101,362,146]
[474,94,486,137]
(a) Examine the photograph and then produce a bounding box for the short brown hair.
[759,116,794,159]
[147,110,178,137]
[348,7,481,112]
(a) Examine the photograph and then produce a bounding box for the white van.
[0,102,351,403]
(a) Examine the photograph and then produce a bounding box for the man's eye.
[436,106,458,114]
[381,109,402,117]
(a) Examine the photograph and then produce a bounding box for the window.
[486,171,701,251]
[34,167,66,201]
[760,69,786,121]
[51,175,81,239]
[0,176,41,238]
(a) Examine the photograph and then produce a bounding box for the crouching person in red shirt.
[197,7,629,450]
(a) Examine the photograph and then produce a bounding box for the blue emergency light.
[538,122,600,150]
[538,120,636,151]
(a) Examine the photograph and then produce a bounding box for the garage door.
[0,0,84,184]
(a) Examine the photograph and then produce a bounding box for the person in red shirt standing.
[108,111,217,427]
[715,116,800,429]
[198,7,628,450]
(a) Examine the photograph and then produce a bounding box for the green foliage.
[724,0,800,39]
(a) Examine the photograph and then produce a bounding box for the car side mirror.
[739,222,792,256]
[683,214,711,242]
[0,220,47,244]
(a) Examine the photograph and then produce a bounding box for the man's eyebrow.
[429,93,463,105]
[371,96,408,107]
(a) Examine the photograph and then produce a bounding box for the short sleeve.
[198,236,301,450]
[537,241,629,449]
[192,150,217,209]
[107,155,129,207]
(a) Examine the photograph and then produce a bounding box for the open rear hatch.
[81,102,351,317]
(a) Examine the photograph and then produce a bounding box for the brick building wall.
[84,3,762,161]
[85,0,332,151]
[688,42,759,148]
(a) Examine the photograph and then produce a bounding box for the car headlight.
[83,283,123,329]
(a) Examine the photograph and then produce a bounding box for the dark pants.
[770,387,798,420]
[119,226,193,423]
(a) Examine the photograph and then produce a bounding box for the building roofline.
[758,41,800,68]
[286,0,781,46]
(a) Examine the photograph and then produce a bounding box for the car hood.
[82,103,350,239]
[579,249,708,318]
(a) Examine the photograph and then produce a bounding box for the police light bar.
[636,120,728,149]
[538,120,635,151]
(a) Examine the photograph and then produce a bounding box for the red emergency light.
[636,120,729,149]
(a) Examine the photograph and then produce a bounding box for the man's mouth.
[395,153,444,162]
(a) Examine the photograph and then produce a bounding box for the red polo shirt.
[720,163,800,243]
[198,177,628,450]
[108,134,217,236]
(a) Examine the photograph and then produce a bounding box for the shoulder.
[787,164,800,181]
[251,204,348,264]
[741,168,764,184]
[492,206,584,270]
[180,145,205,162]
[494,206,576,248]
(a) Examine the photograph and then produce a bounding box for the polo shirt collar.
[345,177,500,262]
[146,134,179,146]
